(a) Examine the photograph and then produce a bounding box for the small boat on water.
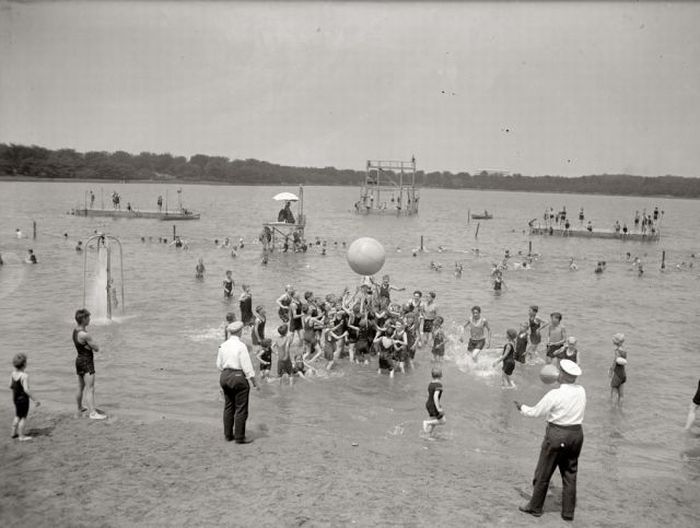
[471,211,493,220]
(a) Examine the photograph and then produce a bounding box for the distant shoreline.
[0,174,691,200]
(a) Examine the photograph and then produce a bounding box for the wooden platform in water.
[529,226,659,241]
[70,208,200,220]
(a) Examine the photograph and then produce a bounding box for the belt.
[223,368,243,372]
[547,422,582,431]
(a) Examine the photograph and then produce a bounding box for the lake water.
[1,181,699,523]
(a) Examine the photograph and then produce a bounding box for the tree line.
[1,143,699,198]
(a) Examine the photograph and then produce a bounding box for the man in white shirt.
[514,359,586,522]
[217,321,259,444]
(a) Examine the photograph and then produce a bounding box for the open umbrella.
[273,192,299,201]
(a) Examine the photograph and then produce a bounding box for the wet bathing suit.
[259,348,272,371]
[426,381,444,419]
[278,296,291,323]
[289,302,303,332]
[502,343,516,375]
[432,331,445,357]
[278,357,294,377]
[611,350,627,388]
[11,374,29,418]
[73,328,95,376]
[529,318,542,345]
[240,295,254,325]
[515,332,528,363]
[252,317,265,346]
[223,279,233,297]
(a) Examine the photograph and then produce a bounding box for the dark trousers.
[220,369,250,441]
[527,423,583,518]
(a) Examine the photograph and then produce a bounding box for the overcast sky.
[1,1,699,177]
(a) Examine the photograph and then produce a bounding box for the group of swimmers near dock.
[538,204,664,235]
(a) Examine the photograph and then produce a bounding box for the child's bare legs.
[14,417,31,440]
[422,416,446,435]
[11,416,19,438]
[348,343,356,363]
[526,343,538,363]
[398,361,406,374]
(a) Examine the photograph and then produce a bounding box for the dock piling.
[32,220,36,240]
[475,222,480,239]
[420,235,424,252]
[661,250,666,270]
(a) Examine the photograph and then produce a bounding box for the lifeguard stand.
[262,186,306,252]
[356,157,419,215]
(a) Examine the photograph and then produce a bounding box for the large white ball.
[347,237,386,276]
[539,364,560,384]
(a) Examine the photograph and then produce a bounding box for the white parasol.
[273,192,299,202]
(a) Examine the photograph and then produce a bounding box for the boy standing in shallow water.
[10,353,40,441]
[431,316,446,363]
[423,368,446,435]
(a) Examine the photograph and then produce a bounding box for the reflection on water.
[2,181,700,507]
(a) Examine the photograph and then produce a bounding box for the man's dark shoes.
[518,506,543,517]
[562,514,574,521]
[235,438,253,444]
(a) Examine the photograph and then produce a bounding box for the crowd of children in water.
[212,269,631,418]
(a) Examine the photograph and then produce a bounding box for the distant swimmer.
[15,228,22,239]
[494,275,505,291]
[75,241,83,252]
[586,221,593,232]
[454,262,463,277]
[195,258,205,279]
[594,261,604,274]
[569,257,578,271]
[223,270,234,298]
[25,249,37,264]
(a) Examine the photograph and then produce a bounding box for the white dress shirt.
[520,383,586,426]
[216,335,255,379]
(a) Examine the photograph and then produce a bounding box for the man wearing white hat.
[514,359,586,522]
[217,321,259,444]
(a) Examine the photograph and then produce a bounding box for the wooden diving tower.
[355,157,419,215]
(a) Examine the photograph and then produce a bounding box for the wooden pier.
[529,226,659,242]
[70,208,200,221]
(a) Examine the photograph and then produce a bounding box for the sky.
[1,1,699,177]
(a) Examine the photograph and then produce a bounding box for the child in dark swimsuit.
[609,333,627,407]
[431,316,445,363]
[493,329,517,388]
[10,353,40,441]
[256,338,273,380]
[423,368,446,435]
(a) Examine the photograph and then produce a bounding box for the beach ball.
[539,364,560,384]
[347,237,386,276]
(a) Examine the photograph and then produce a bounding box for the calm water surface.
[1,181,699,522]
